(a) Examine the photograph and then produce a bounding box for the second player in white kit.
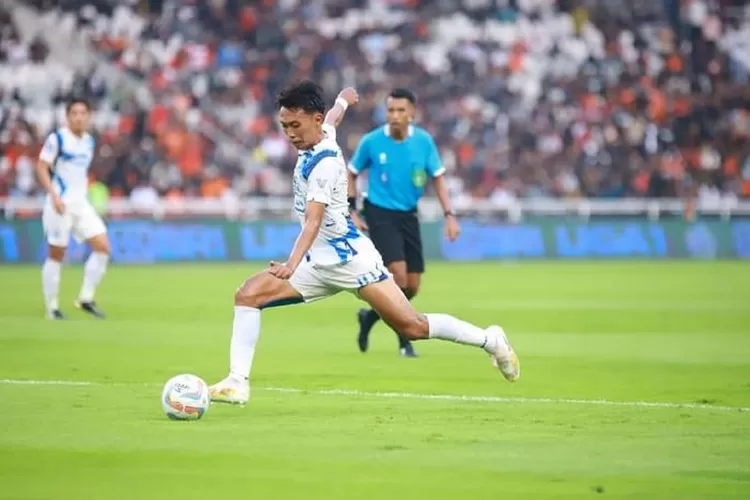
[36,99,111,320]
[40,127,105,247]
[208,82,520,405]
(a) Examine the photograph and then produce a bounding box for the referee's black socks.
[362,308,381,331]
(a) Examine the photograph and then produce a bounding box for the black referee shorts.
[363,200,424,274]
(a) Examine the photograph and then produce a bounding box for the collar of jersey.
[297,137,331,157]
[61,126,90,141]
[384,124,414,138]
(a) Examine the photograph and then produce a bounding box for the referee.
[347,88,460,357]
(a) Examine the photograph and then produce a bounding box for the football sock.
[397,332,411,349]
[426,313,499,354]
[42,259,62,311]
[229,306,261,381]
[79,252,109,302]
[362,309,380,330]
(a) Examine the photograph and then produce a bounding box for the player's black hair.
[66,98,90,114]
[276,80,326,114]
[389,88,416,105]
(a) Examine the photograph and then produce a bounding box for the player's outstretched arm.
[36,139,65,214]
[268,201,325,280]
[35,159,54,196]
[324,87,359,128]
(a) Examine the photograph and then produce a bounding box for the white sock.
[78,252,109,302]
[229,306,261,382]
[42,259,62,311]
[426,313,499,354]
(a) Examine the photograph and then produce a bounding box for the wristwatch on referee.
[444,210,457,218]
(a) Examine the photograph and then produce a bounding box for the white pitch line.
[259,387,750,412]
[0,379,96,386]
[464,299,749,311]
[1,379,748,413]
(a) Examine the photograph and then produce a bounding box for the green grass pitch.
[1,261,749,499]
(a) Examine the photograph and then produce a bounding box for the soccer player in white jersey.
[35,99,110,320]
[208,81,519,404]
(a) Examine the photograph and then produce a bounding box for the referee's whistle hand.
[444,216,461,242]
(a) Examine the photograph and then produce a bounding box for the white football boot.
[486,325,520,382]
[208,376,250,405]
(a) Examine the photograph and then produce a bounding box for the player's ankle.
[482,330,507,356]
[229,372,249,384]
[482,334,498,354]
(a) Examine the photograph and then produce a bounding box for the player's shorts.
[289,236,390,302]
[42,199,107,247]
[363,200,424,273]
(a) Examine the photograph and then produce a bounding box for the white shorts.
[42,199,107,247]
[290,238,391,302]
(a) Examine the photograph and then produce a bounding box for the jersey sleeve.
[306,158,339,206]
[347,135,370,174]
[39,132,59,166]
[425,135,445,178]
[322,123,337,142]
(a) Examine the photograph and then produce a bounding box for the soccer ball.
[161,374,210,421]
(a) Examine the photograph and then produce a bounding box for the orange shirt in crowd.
[649,89,667,123]
[148,104,169,134]
[179,137,203,178]
[161,128,187,160]
[239,7,257,32]
[165,189,183,200]
[200,177,229,198]
[457,142,475,167]
[666,53,683,73]
[723,155,738,176]
[633,170,651,193]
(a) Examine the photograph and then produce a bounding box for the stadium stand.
[2,0,750,209]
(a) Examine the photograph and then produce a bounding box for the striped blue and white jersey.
[38,127,95,206]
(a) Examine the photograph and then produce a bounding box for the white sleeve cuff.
[431,167,446,178]
[307,193,330,205]
[347,163,360,175]
[39,152,56,164]
[322,123,337,141]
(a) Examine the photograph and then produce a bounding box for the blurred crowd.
[1,0,750,206]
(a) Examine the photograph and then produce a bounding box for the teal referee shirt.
[348,125,445,211]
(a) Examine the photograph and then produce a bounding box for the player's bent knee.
[88,234,111,255]
[47,246,66,262]
[234,284,261,308]
[234,273,276,308]
[98,240,111,255]
[399,314,429,340]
